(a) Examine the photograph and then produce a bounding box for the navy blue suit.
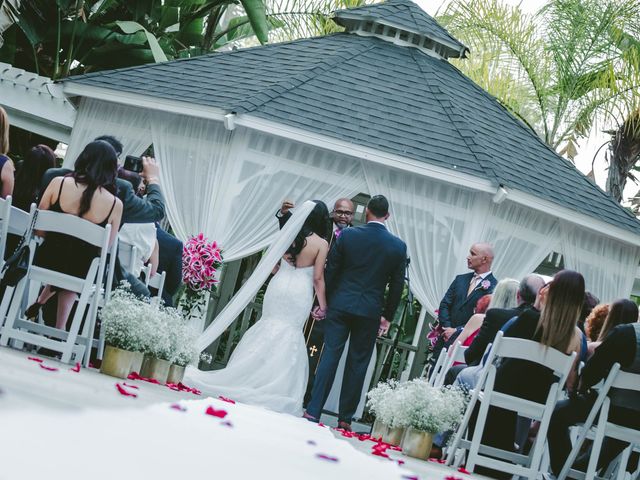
[306,222,407,423]
[438,272,497,328]
[155,226,183,307]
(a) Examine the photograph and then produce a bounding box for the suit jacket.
[464,303,533,366]
[325,222,406,320]
[438,272,498,329]
[41,168,165,225]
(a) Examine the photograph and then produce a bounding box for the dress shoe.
[337,421,352,432]
[429,445,443,459]
[302,411,319,423]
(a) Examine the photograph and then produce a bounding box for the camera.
[123,155,143,173]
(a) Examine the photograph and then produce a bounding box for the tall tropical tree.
[606,108,640,203]
[439,0,640,162]
[0,0,269,79]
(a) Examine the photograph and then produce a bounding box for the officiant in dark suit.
[276,197,354,240]
[304,195,407,430]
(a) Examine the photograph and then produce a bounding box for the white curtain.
[151,115,366,261]
[560,223,640,302]
[480,201,561,281]
[363,163,488,315]
[64,98,152,167]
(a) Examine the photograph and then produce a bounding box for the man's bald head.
[467,242,494,274]
[518,274,545,305]
[332,198,355,229]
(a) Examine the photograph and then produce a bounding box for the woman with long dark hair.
[185,200,331,415]
[26,140,123,330]
[12,144,56,211]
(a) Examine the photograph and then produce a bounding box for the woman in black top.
[26,141,123,330]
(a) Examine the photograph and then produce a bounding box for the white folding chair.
[559,367,640,480]
[428,347,449,386]
[116,238,138,275]
[0,203,34,329]
[143,267,166,307]
[0,209,111,365]
[446,331,577,480]
[0,195,12,268]
[434,341,468,388]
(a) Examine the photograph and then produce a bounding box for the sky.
[416,0,636,202]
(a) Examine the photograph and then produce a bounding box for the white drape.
[64,98,152,166]
[480,201,561,280]
[560,223,640,302]
[151,115,366,261]
[195,201,316,351]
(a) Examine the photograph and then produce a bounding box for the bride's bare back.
[290,233,329,268]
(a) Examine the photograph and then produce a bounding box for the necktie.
[467,274,480,297]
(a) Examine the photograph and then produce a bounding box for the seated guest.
[456,294,492,348]
[464,274,545,367]
[547,319,640,476]
[584,303,610,342]
[587,299,637,357]
[578,291,600,333]
[0,106,15,198]
[12,144,56,211]
[26,140,123,330]
[457,278,520,350]
[473,270,584,479]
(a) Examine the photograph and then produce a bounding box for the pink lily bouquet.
[180,234,223,325]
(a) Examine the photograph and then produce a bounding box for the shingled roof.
[63,0,640,235]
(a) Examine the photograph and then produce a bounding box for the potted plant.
[366,379,407,445]
[139,307,176,384]
[100,288,151,378]
[398,380,467,460]
[167,314,199,384]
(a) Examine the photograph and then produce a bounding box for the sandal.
[25,301,45,320]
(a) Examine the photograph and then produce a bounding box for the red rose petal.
[396,459,405,466]
[89,362,96,369]
[170,404,186,412]
[27,356,43,363]
[123,382,139,389]
[205,406,227,418]
[39,364,58,371]
[458,467,471,474]
[316,454,339,462]
[218,395,236,404]
[402,476,419,480]
[69,362,81,372]
[115,383,138,398]
[445,477,464,480]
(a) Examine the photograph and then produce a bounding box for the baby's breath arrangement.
[367,378,468,433]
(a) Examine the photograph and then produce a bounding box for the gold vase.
[166,364,186,384]
[383,426,405,446]
[371,418,389,440]
[130,352,144,374]
[139,355,171,383]
[100,345,135,379]
[400,428,434,460]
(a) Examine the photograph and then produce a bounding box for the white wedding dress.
[185,260,313,416]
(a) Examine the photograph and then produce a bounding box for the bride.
[184,201,330,416]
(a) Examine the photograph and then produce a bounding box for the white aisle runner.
[0,397,415,480]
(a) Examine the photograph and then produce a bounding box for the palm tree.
[606,109,640,203]
[438,0,640,162]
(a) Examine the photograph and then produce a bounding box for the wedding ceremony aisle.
[0,347,485,480]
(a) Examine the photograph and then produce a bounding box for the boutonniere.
[480,279,491,290]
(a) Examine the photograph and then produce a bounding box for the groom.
[304,195,407,430]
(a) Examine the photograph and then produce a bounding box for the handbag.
[1,210,38,287]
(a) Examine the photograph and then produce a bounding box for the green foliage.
[440,0,640,161]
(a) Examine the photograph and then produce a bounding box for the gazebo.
[57,0,640,363]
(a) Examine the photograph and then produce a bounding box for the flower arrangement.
[367,379,467,433]
[101,287,154,352]
[182,233,223,293]
[180,233,223,327]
